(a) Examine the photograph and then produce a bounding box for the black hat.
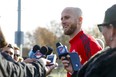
[98,4,116,26]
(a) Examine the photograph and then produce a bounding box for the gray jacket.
[0,52,46,77]
[72,48,116,77]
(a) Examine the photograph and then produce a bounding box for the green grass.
[47,72,66,77]
[47,63,67,77]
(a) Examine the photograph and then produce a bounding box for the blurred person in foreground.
[0,27,57,77]
[62,4,116,77]
[13,44,37,63]
[13,44,20,62]
[2,43,14,58]
[61,7,102,77]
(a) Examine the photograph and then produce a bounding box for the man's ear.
[79,16,83,22]
[112,26,116,38]
[110,24,116,40]
[78,16,83,25]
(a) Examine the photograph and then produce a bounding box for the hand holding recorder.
[56,42,81,72]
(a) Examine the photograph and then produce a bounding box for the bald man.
[61,7,102,77]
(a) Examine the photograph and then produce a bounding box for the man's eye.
[65,16,70,19]
[10,52,13,55]
[5,51,9,54]
[61,16,70,20]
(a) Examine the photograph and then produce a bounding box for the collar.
[69,30,84,44]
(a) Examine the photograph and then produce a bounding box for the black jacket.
[0,52,46,77]
[72,48,116,77]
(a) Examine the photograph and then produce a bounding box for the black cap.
[98,4,116,26]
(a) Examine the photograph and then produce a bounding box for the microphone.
[56,42,81,71]
[40,45,57,66]
[39,46,48,57]
[56,42,69,59]
[46,46,53,56]
[44,46,57,65]
[40,46,53,57]
[28,44,41,59]
[32,45,40,53]
[29,45,54,59]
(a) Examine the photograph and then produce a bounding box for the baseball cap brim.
[97,23,108,26]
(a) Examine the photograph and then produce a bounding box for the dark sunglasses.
[97,21,116,32]
[14,54,20,57]
[97,24,109,32]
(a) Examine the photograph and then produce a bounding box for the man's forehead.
[61,13,71,17]
[62,8,74,15]
[61,8,78,17]
[8,48,14,53]
[3,48,14,54]
[14,50,20,54]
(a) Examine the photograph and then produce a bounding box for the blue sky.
[0,0,116,44]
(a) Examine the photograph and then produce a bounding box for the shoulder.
[79,31,96,42]
[78,48,116,77]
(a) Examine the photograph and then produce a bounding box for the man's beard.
[64,24,77,35]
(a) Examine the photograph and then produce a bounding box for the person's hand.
[23,58,36,63]
[61,55,73,74]
[45,63,58,76]
[37,57,58,76]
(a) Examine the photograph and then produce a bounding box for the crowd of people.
[0,27,57,77]
[0,4,116,77]
[1,43,22,62]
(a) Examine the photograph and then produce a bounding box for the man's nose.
[61,19,66,25]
